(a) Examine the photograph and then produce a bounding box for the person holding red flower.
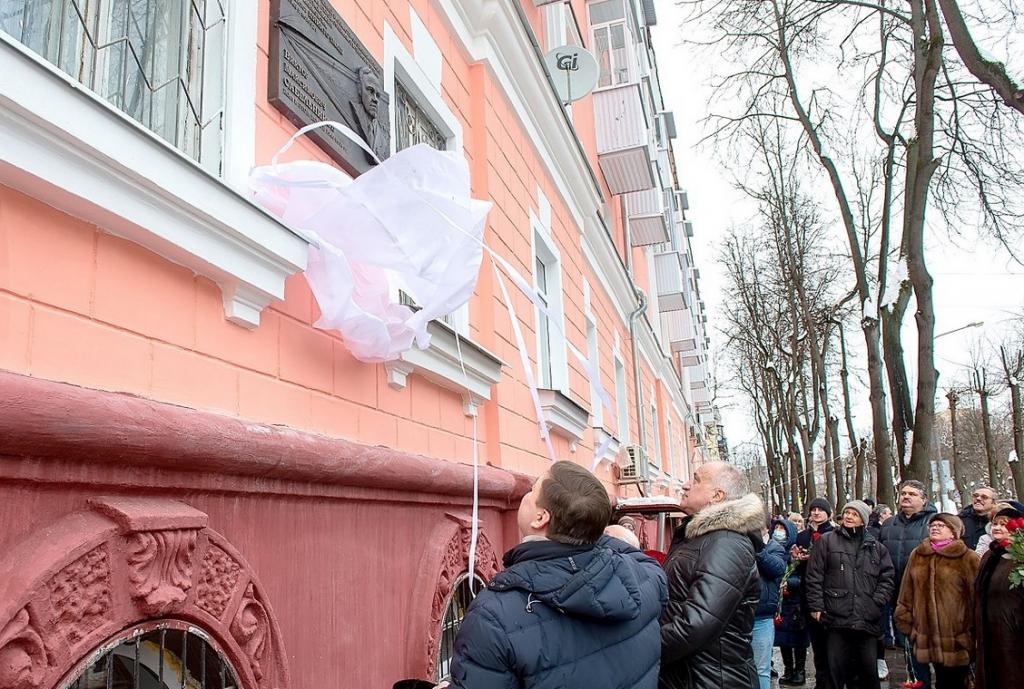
[753,521,788,689]
[788,497,834,687]
[974,502,1024,689]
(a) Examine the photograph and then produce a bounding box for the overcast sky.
[650,0,1024,451]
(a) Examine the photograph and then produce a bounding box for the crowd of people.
[430,461,1023,689]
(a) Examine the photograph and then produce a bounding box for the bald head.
[604,524,641,549]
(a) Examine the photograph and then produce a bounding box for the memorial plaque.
[269,0,390,175]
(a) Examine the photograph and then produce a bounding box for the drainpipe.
[623,198,650,489]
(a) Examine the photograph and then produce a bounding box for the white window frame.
[384,15,468,335]
[650,395,662,469]
[614,348,629,442]
[380,13,502,417]
[532,214,568,393]
[583,280,603,428]
[588,0,635,90]
[0,3,305,328]
[666,416,675,477]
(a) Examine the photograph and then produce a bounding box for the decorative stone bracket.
[0,498,290,689]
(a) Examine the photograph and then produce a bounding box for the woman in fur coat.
[894,513,980,689]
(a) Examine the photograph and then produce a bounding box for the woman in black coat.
[771,518,809,685]
[974,502,1024,689]
[805,501,895,689]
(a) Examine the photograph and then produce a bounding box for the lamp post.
[935,321,984,339]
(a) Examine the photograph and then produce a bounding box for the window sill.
[593,427,622,466]
[0,35,309,328]
[537,388,590,451]
[384,319,504,417]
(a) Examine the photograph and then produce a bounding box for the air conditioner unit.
[617,445,649,484]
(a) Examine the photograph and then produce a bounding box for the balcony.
[689,362,708,390]
[625,187,669,245]
[654,251,687,311]
[594,84,655,195]
[662,310,698,354]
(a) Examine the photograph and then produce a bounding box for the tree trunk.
[903,0,944,488]
[881,292,915,477]
[856,438,868,499]
[1008,382,1024,499]
[979,389,999,488]
[823,421,836,506]
[866,320,896,505]
[830,416,846,502]
[946,390,969,506]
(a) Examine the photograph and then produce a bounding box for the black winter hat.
[807,497,833,516]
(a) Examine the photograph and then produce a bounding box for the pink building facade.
[0,0,717,686]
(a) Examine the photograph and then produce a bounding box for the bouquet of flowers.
[1000,517,1024,589]
[773,561,800,627]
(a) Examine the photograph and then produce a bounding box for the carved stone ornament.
[0,498,291,689]
[231,583,271,684]
[0,608,49,689]
[196,546,243,620]
[406,514,502,679]
[126,529,200,615]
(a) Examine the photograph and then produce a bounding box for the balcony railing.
[593,83,655,194]
[654,251,687,312]
[624,187,669,245]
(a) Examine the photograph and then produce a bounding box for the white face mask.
[773,530,788,542]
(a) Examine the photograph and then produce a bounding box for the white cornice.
[0,36,308,328]
[538,388,590,451]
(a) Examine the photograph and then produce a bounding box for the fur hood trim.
[687,493,766,539]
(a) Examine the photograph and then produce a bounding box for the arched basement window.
[435,573,485,682]
[63,623,241,689]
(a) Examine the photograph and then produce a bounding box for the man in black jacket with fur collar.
[659,461,765,689]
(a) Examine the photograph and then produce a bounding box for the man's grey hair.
[706,462,749,499]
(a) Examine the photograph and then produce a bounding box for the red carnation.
[774,614,783,627]
[783,589,791,598]
[901,681,925,688]
[812,532,822,542]
[1000,538,1012,548]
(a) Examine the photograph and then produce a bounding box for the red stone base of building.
[0,371,529,688]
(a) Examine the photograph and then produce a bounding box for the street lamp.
[935,321,984,339]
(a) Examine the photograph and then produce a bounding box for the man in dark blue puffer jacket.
[448,460,668,688]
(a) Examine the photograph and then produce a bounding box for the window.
[436,573,485,682]
[64,624,239,689]
[1,0,227,174]
[589,0,631,88]
[533,225,565,391]
[651,399,661,469]
[394,78,447,151]
[667,416,675,476]
[614,354,628,440]
[586,312,602,427]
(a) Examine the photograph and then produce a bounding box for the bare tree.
[999,328,1024,497]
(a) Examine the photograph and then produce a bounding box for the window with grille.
[435,573,484,683]
[0,0,227,174]
[63,624,240,689]
[393,78,459,329]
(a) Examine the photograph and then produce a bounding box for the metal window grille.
[394,78,459,329]
[394,79,447,152]
[0,0,227,174]
[63,624,240,689]
[435,573,484,682]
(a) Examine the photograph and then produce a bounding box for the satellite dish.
[544,45,600,104]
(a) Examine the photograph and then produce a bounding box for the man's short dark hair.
[899,480,928,498]
[538,461,613,545]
